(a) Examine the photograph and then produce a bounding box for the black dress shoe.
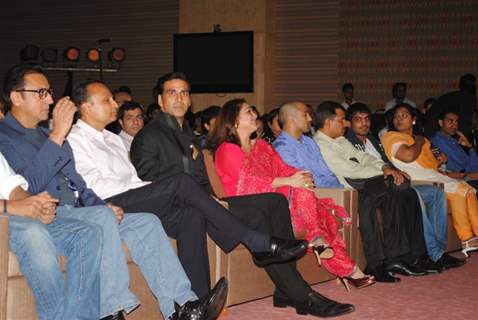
[436,253,466,270]
[100,311,125,320]
[385,262,427,276]
[412,257,442,274]
[364,264,400,283]
[273,290,354,317]
[252,237,308,267]
[170,277,228,320]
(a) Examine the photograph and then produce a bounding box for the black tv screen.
[174,31,253,93]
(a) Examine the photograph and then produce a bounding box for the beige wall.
[179,0,273,113]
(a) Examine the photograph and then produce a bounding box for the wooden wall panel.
[339,0,478,110]
[0,0,178,107]
[271,0,340,108]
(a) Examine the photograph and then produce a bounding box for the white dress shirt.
[118,130,134,152]
[67,120,150,199]
[0,153,28,199]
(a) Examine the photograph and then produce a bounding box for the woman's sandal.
[461,237,478,258]
[309,237,334,265]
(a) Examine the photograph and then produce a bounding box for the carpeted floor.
[223,253,477,320]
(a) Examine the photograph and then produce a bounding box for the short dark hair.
[346,102,372,121]
[342,83,354,92]
[113,85,132,95]
[264,108,279,125]
[156,72,189,95]
[2,63,45,109]
[438,108,459,121]
[459,73,477,95]
[71,79,105,107]
[118,101,143,120]
[200,105,221,133]
[314,101,343,129]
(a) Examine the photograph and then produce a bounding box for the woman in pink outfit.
[208,99,374,290]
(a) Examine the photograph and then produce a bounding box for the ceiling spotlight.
[20,44,39,61]
[64,47,80,62]
[41,48,58,63]
[108,48,126,63]
[87,48,100,63]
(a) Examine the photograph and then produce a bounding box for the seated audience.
[262,108,281,144]
[0,152,102,320]
[313,102,430,282]
[345,103,463,270]
[430,110,478,189]
[340,83,356,110]
[0,64,227,320]
[382,103,478,257]
[197,105,221,149]
[117,101,144,152]
[130,72,355,318]
[67,79,311,308]
[211,99,374,291]
[424,73,477,139]
[384,82,417,111]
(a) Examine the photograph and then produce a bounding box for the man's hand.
[8,191,58,224]
[107,203,124,223]
[457,131,473,148]
[289,171,316,189]
[383,166,406,185]
[49,96,77,146]
[447,172,466,179]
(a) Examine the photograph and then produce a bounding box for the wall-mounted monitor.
[174,31,253,93]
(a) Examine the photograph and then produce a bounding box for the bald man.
[273,102,343,188]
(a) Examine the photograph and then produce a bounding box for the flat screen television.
[173,31,253,93]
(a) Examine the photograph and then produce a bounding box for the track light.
[20,44,39,61]
[87,48,100,63]
[64,47,80,62]
[41,48,58,63]
[108,48,126,62]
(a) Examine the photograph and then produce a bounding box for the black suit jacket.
[130,112,211,190]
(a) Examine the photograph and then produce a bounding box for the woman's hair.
[388,102,423,134]
[207,98,246,152]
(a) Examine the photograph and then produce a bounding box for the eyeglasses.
[15,88,53,100]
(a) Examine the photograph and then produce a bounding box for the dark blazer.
[131,112,211,190]
[0,113,105,206]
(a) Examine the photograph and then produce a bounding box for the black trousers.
[226,193,311,301]
[106,173,311,300]
[106,173,249,298]
[346,176,427,268]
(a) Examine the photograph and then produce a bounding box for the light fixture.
[86,48,100,63]
[40,48,58,63]
[20,44,39,61]
[64,47,80,62]
[108,48,126,63]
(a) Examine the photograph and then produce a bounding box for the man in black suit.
[130,72,355,318]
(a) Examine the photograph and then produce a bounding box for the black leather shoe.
[385,262,427,276]
[364,264,400,283]
[273,290,354,317]
[252,237,308,267]
[100,312,125,320]
[412,257,442,274]
[170,277,228,320]
[436,253,466,270]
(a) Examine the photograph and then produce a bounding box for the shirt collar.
[5,112,50,135]
[75,119,107,140]
[119,130,134,142]
[278,131,305,145]
[315,130,336,142]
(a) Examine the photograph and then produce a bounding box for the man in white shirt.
[117,101,144,152]
[314,101,429,282]
[67,80,308,301]
[384,82,417,111]
[0,152,102,320]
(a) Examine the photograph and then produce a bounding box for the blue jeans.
[413,185,448,261]
[57,205,197,319]
[8,215,102,320]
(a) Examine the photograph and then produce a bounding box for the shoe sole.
[203,277,228,320]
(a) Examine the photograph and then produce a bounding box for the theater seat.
[202,150,364,306]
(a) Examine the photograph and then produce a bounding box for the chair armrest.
[0,214,9,320]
